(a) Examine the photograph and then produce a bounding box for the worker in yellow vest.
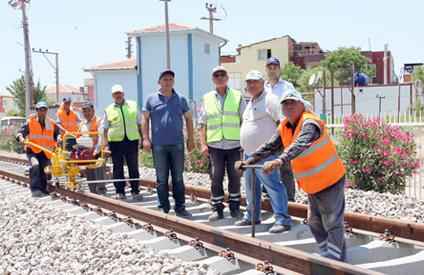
[77,102,107,195]
[199,66,246,221]
[103,84,143,200]
[236,89,347,262]
[55,97,81,135]
[16,101,61,197]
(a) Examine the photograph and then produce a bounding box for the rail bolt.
[219,248,235,261]
[165,229,178,240]
[256,260,275,274]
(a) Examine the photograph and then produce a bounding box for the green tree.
[413,66,424,84]
[320,47,372,85]
[6,76,48,116]
[280,62,304,87]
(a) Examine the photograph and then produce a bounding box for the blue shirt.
[265,77,295,99]
[143,89,189,145]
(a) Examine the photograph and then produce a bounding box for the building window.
[204,43,210,54]
[258,49,272,60]
[3,99,7,107]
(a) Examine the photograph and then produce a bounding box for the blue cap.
[62,97,72,103]
[280,88,312,111]
[266,57,280,67]
[159,69,175,80]
[35,101,48,110]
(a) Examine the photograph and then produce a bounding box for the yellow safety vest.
[105,100,140,142]
[203,88,241,143]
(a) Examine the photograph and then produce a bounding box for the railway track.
[1,154,424,274]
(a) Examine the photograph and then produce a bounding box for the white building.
[83,59,137,116]
[46,84,83,104]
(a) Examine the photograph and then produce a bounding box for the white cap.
[245,70,264,81]
[111,84,124,94]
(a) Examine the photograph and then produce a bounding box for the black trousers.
[208,146,241,212]
[110,137,140,195]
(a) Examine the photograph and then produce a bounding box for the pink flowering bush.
[339,114,420,194]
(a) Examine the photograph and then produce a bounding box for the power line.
[32,48,59,103]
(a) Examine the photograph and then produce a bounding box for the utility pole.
[376,94,386,123]
[9,0,34,116]
[160,0,171,69]
[32,49,59,103]
[201,3,221,33]
[383,44,389,85]
[126,36,133,59]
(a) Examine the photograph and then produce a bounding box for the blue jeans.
[152,143,186,212]
[243,153,291,225]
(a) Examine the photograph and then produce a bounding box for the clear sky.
[1,0,422,91]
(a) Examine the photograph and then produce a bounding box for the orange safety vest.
[56,108,79,133]
[77,116,101,146]
[278,111,345,194]
[27,116,56,159]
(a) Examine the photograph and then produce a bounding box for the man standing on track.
[199,66,245,221]
[142,69,194,217]
[264,57,297,202]
[103,84,143,200]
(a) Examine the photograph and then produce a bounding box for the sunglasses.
[213,72,227,78]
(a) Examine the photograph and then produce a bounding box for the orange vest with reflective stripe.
[278,111,345,194]
[27,117,56,159]
[57,108,78,133]
[77,116,100,146]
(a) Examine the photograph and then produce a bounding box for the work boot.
[114,193,126,200]
[230,208,242,218]
[208,211,224,221]
[175,209,192,217]
[268,224,291,233]
[234,219,261,226]
[31,190,44,198]
[131,192,143,200]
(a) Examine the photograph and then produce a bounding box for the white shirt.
[240,90,280,154]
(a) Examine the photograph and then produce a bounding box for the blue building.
[84,23,227,115]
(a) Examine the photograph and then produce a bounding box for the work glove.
[234,160,247,172]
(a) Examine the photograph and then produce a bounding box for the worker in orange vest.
[55,97,81,135]
[77,102,107,194]
[236,89,347,262]
[17,101,61,197]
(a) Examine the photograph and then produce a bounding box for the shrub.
[0,128,24,154]
[338,114,420,194]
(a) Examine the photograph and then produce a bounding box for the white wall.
[313,84,415,116]
[139,31,222,110]
[92,70,137,116]
[191,33,220,104]
[140,33,189,107]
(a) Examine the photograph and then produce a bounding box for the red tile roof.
[46,84,81,94]
[220,55,237,64]
[128,23,194,35]
[83,59,137,72]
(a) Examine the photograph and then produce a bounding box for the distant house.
[221,35,301,90]
[46,84,83,103]
[0,90,18,118]
[83,59,137,116]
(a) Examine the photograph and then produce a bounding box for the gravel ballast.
[0,181,208,275]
